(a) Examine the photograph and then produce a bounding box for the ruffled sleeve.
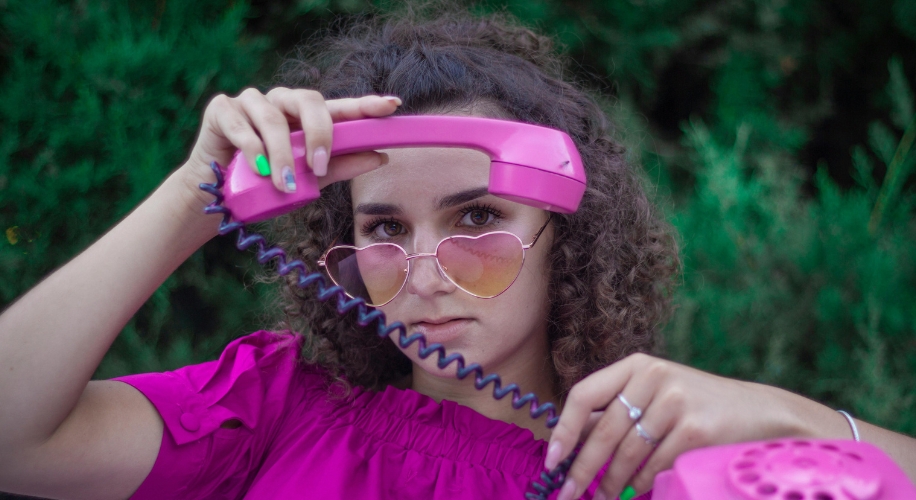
[112,330,309,500]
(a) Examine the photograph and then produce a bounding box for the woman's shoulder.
[112,330,331,445]
[109,330,358,500]
[187,329,325,383]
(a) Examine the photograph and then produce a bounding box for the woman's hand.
[179,87,401,210]
[546,353,842,500]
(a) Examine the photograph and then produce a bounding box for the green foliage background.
[1,1,915,488]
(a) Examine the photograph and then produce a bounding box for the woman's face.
[349,147,554,378]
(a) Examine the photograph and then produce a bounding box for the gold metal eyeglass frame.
[317,214,553,307]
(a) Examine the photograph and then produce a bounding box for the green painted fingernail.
[619,485,636,500]
[255,154,271,176]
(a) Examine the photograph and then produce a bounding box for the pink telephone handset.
[652,438,916,499]
[221,115,587,223]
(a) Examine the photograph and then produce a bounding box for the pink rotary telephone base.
[653,439,916,500]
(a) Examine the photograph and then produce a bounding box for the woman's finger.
[234,88,297,193]
[268,92,401,124]
[559,361,664,500]
[318,151,390,190]
[598,365,700,499]
[209,96,267,177]
[624,422,700,497]
[578,410,608,438]
[266,88,334,178]
[594,410,674,500]
[556,398,639,500]
[266,91,401,181]
[325,94,402,122]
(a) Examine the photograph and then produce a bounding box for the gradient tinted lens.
[437,233,524,298]
[324,244,407,306]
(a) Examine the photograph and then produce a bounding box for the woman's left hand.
[546,352,835,500]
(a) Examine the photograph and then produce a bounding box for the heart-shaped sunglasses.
[318,215,552,307]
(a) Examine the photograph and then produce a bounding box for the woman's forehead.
[350,147,491,210]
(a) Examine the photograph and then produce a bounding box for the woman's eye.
[379,221,403,237]
[461,209,493,226]
[360,218,406,240]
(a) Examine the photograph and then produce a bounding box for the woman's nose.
[405,253,456,298]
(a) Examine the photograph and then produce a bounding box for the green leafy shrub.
[664,58,916,434]
[0,0,273,377]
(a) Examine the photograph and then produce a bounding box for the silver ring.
[616,393,643,421]
[635,422,657,446]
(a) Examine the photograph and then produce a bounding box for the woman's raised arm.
[0,164,221,499]
[0,89,399,499]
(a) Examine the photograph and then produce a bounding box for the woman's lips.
[412,318,473,343]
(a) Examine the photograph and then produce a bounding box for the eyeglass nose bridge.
[404,251,438,261]
[403,251,453,284]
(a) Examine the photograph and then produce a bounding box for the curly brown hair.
[265,5,680,397]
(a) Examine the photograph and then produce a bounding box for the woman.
[0,7,914,500]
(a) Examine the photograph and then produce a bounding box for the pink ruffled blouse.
[114,331,648,499]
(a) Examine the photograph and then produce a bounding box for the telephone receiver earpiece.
[221,116,586,223]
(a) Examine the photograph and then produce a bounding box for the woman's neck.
[408,339,559,442]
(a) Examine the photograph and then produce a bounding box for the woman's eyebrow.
[355,187,490,216]
[435,186,490,210]
[355,203,403,216]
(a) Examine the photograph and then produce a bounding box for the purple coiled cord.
[199,161,577,499]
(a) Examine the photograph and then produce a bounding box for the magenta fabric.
[114,331,650,499]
